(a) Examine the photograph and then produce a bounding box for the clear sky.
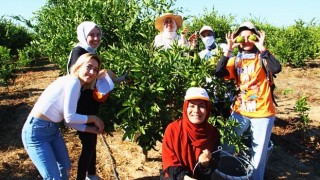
[175,0,320,27]
[0,0,319,27]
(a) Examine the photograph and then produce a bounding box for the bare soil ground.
[0,59,319,180]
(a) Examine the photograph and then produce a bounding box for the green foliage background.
[0,16,33,56]
[0,17,33,85]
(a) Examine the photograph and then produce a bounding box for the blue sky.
[175,0,320,27]
[0,0,319,27]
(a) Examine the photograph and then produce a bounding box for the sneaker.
[85,174,101,180]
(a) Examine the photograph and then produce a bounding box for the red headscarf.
[162,100,219,175]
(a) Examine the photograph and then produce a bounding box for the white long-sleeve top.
[66,74,114,131]
[154,34,187,50]
[30,75,88,131]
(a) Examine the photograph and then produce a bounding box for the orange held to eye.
[236,36,245,43]
[249,34,257,41]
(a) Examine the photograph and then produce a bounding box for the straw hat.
[155,13,183,32]
[184,87,210,101]
[234,21,259,37]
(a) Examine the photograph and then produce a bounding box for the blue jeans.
[222,112,275,180]
[21,116,71,180]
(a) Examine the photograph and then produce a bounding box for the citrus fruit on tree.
[190,81,197,87]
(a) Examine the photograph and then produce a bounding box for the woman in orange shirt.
[214,21,281,180]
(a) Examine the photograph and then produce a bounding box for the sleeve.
[215,56,236,80]
[164,166,192,180]
[154,34,162,48]
[260,50,282,74]
[219,43,228,53]
[177,35,189,47]
[162,124,181,170]
[63,77,88,124]
[64,121,86,132]
[197,163,212,175]
[162,123,192,179]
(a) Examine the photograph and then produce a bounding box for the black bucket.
[214,154,253,180]
[214,140,274,180]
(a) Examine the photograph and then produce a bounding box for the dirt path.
[0,60,319,180]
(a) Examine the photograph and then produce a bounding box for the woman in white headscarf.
[66,21,105,180]
[67,21,102,73]
[66,21,127,180]
[154,13,190,50]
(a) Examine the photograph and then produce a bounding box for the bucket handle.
[192,146,223,176]
[192,146,254,179]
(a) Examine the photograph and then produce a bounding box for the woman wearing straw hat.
[215,21,282,180]
[154,12,191,50]
[161,87,220,180]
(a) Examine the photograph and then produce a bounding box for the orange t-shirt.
[225,54,275,118]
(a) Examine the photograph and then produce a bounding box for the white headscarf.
[76,21,102,54]
[66,21,102,73]
[155,18,179,49]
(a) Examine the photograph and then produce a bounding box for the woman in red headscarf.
[161,87,220,180]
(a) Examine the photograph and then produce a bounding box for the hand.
[90,115,105,133]
[188,32,197,49]
[97,69,107,79]
[225,32,238,49]
[223,32,237,56]
[85,126,104,134]
[254,30,267,51]
[181,27,189,37]
[121,71,128,80]
[95,116,105,133]
[107,69,116,80]
[113,71,130,83]
[198,149,212,167]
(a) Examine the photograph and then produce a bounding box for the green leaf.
[117,107,130,116]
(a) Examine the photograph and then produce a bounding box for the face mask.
[201,36,215,47]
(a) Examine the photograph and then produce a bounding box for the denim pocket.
[30,117,56,129]
[29,118,58,141]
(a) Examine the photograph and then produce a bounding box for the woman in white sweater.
[21,53,105,180]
